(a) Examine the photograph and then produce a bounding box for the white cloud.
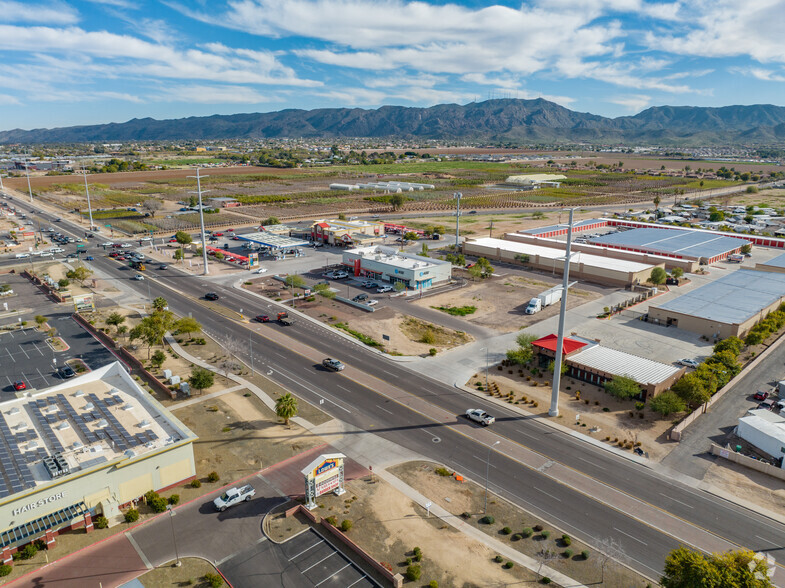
[0,94,20,105]
[610,94,651,112]
[0,1,79,25]
[730,67,785,82]
[159,85,274,104]
[84,0,137,8]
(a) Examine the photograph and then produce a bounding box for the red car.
[13,381,26,391]
[109,252,119,257]
[213,232,224,237]
[168,238,178,243]
[232,236,241,240]
[753,390,769,401]
[255,315,270,323]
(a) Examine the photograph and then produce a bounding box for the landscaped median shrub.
[405,565,422,581]
[503,561,514,569]
[340,519,353,532]
[480,515,495,525]
[522,527,534,538]
[203,572,223,588]
[581,550,590,560]
[564,549,573,558]
[561,534,572,546]
[0,564,11,577]
[207,471,220,482]
[124,508,139,523]
[494,555,503,563]
[190,479,202,488]
[434,467,452,477]
[94,515,109,529]
[501,527,512,535]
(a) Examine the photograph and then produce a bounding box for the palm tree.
[275,393,298,427]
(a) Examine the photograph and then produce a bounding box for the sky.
[1,0,784,131]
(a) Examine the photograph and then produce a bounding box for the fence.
[710,444,785,481]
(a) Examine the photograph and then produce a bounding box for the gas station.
[235,232,310,251]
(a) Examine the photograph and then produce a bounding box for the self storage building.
[0,362,196,560]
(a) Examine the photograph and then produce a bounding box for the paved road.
[9,195,785,582]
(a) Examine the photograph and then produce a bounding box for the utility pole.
[549,208,577,418]
[187,168,210,276]
[81,167,95,232]
[24,157,33,203]
[454,192,462,248]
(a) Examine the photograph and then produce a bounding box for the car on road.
[39,252,53,257]
[255,315,270,322]
[213,484,255,511]
[465,408,495,426]
[213,232,224,237]
[158,264,168,270]
[121,243,132,248]
[14,253,30,258]
[205,292,219,301]
[322,358,345,371]
[108,252,119,258]
[168,238,178,243]
[57,365,76,379]
[332,271,349,279]
[85,255,94,261]
[132,274,145,281]
[678,358,700,368]
[352,293,369,302]
[312,241,324,247]
[753,390,769,401]
[232,236,241,240]
[253,268,268,274]
[361,280,376,288]
[366,300,378,306]
[66,253,78,259]
[758,399,776,411]
[13,381,26,391]
[377,285,393,293]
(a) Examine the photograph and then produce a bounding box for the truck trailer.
[525,287,563,315]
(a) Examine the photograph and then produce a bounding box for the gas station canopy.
[236,232,310,249]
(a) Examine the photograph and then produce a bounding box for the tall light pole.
[166,505,181,567]
[481,346,489,390]
[0,173,6,193]
[453,192,462,248]
[24,158,33,203]
[81,167,95,232]
[187,168,210,276]
[484,440,500,515]
[549,208,577,418]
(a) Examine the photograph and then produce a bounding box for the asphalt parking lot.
[219,527,378,588]
[0,313,118,393]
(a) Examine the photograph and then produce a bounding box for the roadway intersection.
[4,195,785,583]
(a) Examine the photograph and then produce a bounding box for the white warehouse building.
[342,246,452,290]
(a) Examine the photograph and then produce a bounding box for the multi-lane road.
[4,195,785,582]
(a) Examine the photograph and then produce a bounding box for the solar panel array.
[0,414,36,498]
[87,394,153,451]
[29,399,65,454]
[57,394,99,444]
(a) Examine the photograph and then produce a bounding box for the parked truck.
[213,484,256,511]
[525,287,563,314]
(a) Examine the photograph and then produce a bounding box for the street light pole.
[166,505,181,567]
[187,168,210,276]
[453,192,462,248]
[81,167,95,232]
[484,440,500,515]
[24,159,33,203]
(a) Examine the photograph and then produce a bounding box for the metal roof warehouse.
[587,227,749,264]
[648,269,785,338]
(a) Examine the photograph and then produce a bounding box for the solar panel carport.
[587,227,749,263]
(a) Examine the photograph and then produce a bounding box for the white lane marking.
[375,404,393,415]
[755,534,781,548]
[614,527,648,545]
[314,562,351,586]
[345,577,368,588]
[301,551,336,573]
[18,345,29,359]
[577,456,606,470]
[336,385,352,394]
[270,369,351,414]
[532,486,560,502]
[6,348,15,363]
[658,493,693,509]
[472,454,497,469]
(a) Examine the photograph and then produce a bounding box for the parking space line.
[301,551,336,573]
[6,348,15,363]
[346,576,369,588]
[288,539,323,561]
[314,562,351,586]
[18,345,29,359]
[31,342,45,356]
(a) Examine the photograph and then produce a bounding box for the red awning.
[316,222,330,229]
[532,334,587,355]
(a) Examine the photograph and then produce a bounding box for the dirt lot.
[416,271,601,333]
[703,459,785,514]
[139,558,226,588]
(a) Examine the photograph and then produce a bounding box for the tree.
[670,267,684,279]
[132,310,176,358]
[284,275,306,289]
[174,317,202,339]
[173,249,184,261]
[188,367,214,395]
[420,243,429,257]
[34,315,47,327]
[313,283,336,299]
[706,350,741,378]
[150,349,166,369]
[260,216,280,226]
[604,375,640,400]
[142,199,163,217]
[740,244,752,254]
[650,391,686,417]
[506,332,537,366]
[393,281,405,292]
[468,257,494,280]
[713,336,744,356]
[175,230,192,247]
[653,195,661,209]
[58,278,70,289]
[390,193,405,210]
[66,266,93,287]
[275,393,298,427]
[105,312,126,334]
[709,210,725,222]
[649,267,667,285]
[661,547,772,588]
[672,372,711,406]
[152,297,168,312]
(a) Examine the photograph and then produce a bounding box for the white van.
[15,253,30,258]
[49,247,65,253]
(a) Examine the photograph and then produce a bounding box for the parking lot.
[219,527,378,588]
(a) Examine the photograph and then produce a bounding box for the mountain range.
[2,99,785,145]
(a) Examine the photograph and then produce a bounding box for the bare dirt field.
[417,272,601,333]
[702,459,785,515]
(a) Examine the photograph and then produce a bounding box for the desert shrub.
[0,565,11,577]
[190,479,202,488]
[634,402,645,411]
[522,527,534,537]
[340,519,353,532]
[207,471,220,482]
[325,515,338,526]
[429,582,438,588]
[504,561,514,569]
[434,467,452,477]
[541,577,552,584]
[18,543,38,560]
[494,555,504,563]
[168,494,180,505]
[564,549,573,558]
[480,515,495,525]
[501,526,512,535]
[561,534,571,546]
[406,565,421,581]
[94,515,109,529]
[533,524,543,532]
[203,572,223,588]
[124,508,140,523]
[581,550,590,559]
[541,530,551,539]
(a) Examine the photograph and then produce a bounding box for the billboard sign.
[302,453,346,509]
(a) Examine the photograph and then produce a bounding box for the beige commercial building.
[0,362,196,559]
[463,237,661,287]
[311,219,385,247]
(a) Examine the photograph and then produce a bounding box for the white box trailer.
[525,286,563,314]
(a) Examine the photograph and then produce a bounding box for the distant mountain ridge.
[2,99,785,145]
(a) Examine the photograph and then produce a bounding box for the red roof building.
[531,334,587,356]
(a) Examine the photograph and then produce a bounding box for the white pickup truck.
[213,484,256,511]
[465,409,495,426]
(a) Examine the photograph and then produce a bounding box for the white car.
[678,358,699,368]
[132,274,144,281]
[366,299,378,306]
[465,409,495,426]
[121,243,133,248]
[14,253,30,258]
[253,268,268,274]
[39,251,54,257]
[377,285,394,293]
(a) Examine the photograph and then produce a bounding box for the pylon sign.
[302,453,346,509]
